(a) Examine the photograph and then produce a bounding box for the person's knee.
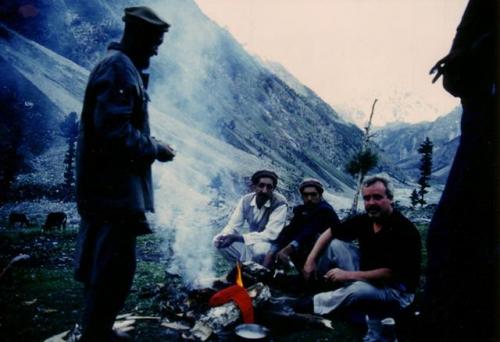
[329,239,347,250]
[252,242,271,256]
[344,281,380,304]
[323,239,359,271]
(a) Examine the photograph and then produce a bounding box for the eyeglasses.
[257,183,274,190]
[302,191,319,198]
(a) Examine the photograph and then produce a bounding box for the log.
[161,321,191,331]
[184,282,271,341]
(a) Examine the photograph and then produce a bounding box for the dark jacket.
[275,199,340,267]
[76,43,164,217]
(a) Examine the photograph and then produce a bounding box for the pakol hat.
[251,170,278,187]
[299,178,324,194]
[123,6,170,32]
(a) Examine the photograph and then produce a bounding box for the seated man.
[271,178,341,271]
[301,176,421,340]
[213,170,287,265]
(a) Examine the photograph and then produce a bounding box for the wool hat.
[299,178,324,194]
[251,170,278,187]
[122,6,170,32]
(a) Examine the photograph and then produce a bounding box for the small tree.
[417,137,433,206]
[410,189,420,208]
[60,112,79,201]
[347,99,379,215]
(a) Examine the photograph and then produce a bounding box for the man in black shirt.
[302,177,421,339]
[268,178,341,270]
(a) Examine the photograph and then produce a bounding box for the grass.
[0,227,170,341]
[0,224,430,341]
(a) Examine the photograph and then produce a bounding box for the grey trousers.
[218,241,272,265]
[313,239,414,316]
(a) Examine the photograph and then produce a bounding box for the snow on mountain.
[334,89,460,129]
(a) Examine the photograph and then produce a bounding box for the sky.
[194,0,468,127]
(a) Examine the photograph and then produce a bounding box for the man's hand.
[155,138,176,162]
[429,50,463,83]
[324,268,352,283]
[302,258,316,281]
[213,234,242,249]
[276,244,295,265]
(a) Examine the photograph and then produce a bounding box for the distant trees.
[346,99,379,215]
[60,112,79,200]
[0,113,23,203]
[411,137,433,207]
[0,84,25,203]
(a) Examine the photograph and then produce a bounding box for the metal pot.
[234,323,270,341]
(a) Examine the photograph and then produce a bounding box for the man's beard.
[135,56,150,70]
[256,193,271,209]
[128,52,151,70]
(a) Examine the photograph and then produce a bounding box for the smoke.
[148,106,270,287]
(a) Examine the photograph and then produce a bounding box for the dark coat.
[275,199,340,267]
[76,43,163,217]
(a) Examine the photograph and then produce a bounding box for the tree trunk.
[350,172,364,215]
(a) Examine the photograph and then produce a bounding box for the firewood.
[184,282,271,341]
[161,321,191,330]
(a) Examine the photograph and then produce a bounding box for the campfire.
[207,262,254,323]
[156,261,334,341]
[48,261,334,341]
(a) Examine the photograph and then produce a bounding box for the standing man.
[425,1,496,340]
[301,177,421,341]
[74,6,175,341]
[271,178,341,271]
[213,170,287,265]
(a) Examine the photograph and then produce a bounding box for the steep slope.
[0,23,357,285]
[1,0,363,191]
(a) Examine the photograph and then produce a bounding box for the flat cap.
[251,170,278,187]
[299,178,324,194]
[123,6,170,32]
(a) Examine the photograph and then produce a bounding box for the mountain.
[0,0,463,285]
[0,0,369,284]
[374,107,461,184]
[1,0,365,191]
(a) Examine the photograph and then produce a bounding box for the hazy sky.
[194,0,468,126]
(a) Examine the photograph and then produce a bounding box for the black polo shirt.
[331,211,422,292]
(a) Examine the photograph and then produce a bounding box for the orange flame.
[235,262,244,287]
